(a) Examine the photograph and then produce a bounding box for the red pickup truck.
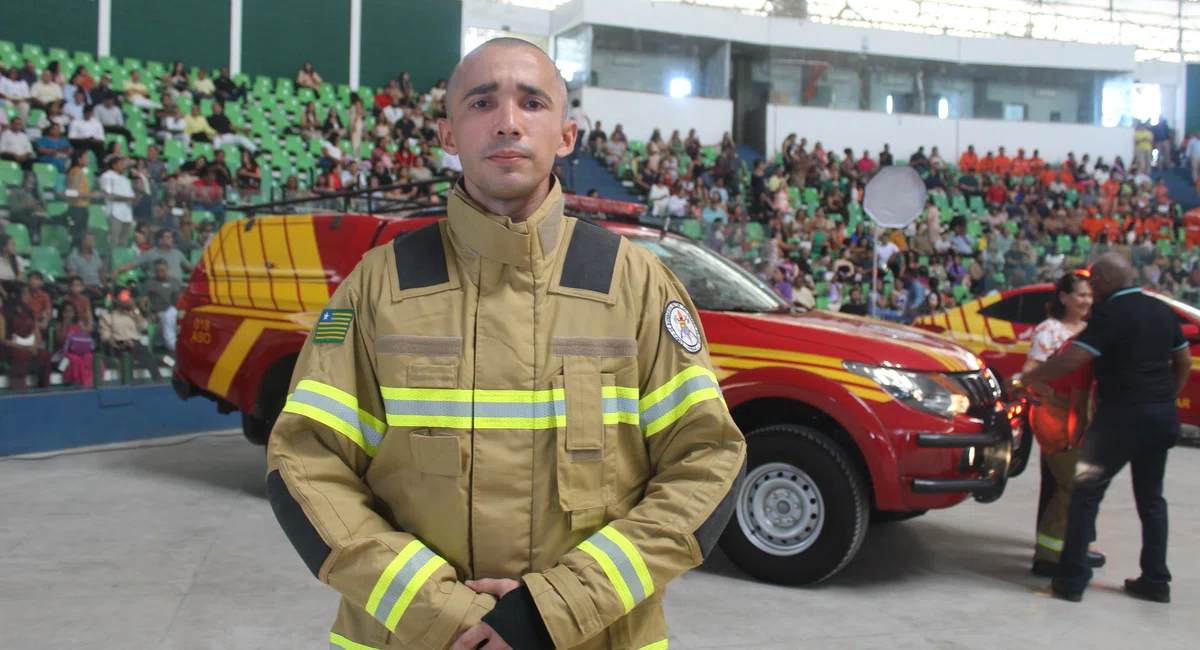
[173,195,1020,585]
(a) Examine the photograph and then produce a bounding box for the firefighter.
[265,37,746,650]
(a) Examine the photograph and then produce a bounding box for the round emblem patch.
[663,301,702,354]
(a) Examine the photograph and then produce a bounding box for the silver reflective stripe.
[639,374,721,429]
[384,400,473,419]
[372,546,438,626]
[586,531,648,605]
[474,400,563,419]
[605,396,639,417]
[292,388,383,449]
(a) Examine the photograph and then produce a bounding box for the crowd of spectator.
[602,125,1198,319]
[0,42,455,393]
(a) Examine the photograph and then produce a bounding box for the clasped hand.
[448,578,521,650]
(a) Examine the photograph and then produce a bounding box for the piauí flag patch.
[314,309,354,344]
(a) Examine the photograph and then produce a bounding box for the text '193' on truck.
[173,190,1023,586]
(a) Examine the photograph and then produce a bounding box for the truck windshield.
[630,235,789,313]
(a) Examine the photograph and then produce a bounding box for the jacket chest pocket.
[551,338,647,529]
[373,335,467,479]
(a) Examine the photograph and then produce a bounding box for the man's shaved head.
[438,36,577,220]
[446,38,568,120]
[1089,252,1136,300]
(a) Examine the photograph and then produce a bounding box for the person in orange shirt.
[1102,214,1123,243]
[959,145,979,173]
[1030,149,1045,173]
[1184,207,1200,248]
[1040,167,1058,187]
[994,146,1012,176]
[1011,148,1031,177]
[978,151,996,174]
[1101,177,1121,198]
[1059,164,1075,187]
[1082,211,1105,240]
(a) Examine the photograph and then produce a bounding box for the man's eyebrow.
[461,82,499,102]
[516,83,553,103]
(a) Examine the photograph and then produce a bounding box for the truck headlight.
[843,362,972,419]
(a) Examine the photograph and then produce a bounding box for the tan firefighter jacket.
[265,178,746,650]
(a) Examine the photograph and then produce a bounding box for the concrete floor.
[2,433,1198,650]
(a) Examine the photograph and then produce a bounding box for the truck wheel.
[871,509,927,524]
[241,412,272,446]
[719,425,869,585]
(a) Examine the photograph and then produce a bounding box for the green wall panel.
[0,0,98,58]
[361,0,461,93]
[242,0,351,85]
[111,0,231,70]
[1188,65,1200,139]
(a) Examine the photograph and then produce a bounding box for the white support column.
[230,0,244,75]
[349,0,362,89]
[97,0,112,57]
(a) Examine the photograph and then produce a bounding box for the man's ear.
[555,119,578,160]
[438,118,457,155]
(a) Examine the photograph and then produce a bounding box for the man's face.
[30,275,43,290]
[439,43,575,203]
[156,263,169,280]
[10,118,21,132]
[160,232,174,249]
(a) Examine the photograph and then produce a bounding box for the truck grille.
[956,370,1002,419]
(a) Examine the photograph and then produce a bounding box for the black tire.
[241,412,272,446]
[871,509,928,524]
[1008,411,1033,478]
[719,425,870,585]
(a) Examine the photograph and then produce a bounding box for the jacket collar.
[446,176,565,269]
[1107,286,1141,302]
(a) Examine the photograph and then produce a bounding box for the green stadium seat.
[803,187,819,204]
[0,160,22,186]
[145,60,166,78]
[74,51,95,67]
[192,210,216,224]
[88,205,109,231]
[680,220,704,240]
[0,182,7,204]
[98,55,119,71]
[163,138,185,160]
[45,200,68,218]
[176,95,193,114]
[30,246,65,279]
[815,297,829,310]
[22,43,45,60]
[950,195,967,214]
[296,87,316,104]
[31,162,58,192]
[745,222,765,241]
[6,223,32,255]
[192,142,215,161]
[112,247,141,284]
[1056,234,1073,254]
[952,283,970,304]
[199,98,214,116]
[967,195,984,214]
[0,41,15,57]
[122,57,143,72]
[190,249,204,265]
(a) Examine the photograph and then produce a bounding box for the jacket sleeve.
[509,257,747,649]
[266,263,495,650]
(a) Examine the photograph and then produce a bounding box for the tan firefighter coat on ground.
[266,178,746,650]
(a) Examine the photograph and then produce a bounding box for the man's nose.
[495,99,522,137]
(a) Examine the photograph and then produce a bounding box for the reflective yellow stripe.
[298,380,387,433]
[578,540,636,613]
[365,540,448,632]
[578,525,654,614]
[1037,533,1063,551]
[385,555,447,631]
[639,366,715,410]
[380,386,637,430]
[640,367,724,438]
[284,379,386,456]
[599,527,654,601]
[328,633,379,647]
[638,642,669,650]
[329,632,381,650]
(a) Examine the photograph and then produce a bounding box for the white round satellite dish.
[863,166,927,229]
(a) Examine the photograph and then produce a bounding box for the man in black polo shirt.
[1013,253,1191,603]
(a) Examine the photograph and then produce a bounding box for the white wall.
[462,0,552,37]
[581,86,733,145]
[1136,60,1188,141]
[549,0,1135,72]
[766,104,1134,167]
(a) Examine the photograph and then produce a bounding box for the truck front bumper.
[910,408,1014,503]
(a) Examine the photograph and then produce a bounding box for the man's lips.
[487,150,528,163]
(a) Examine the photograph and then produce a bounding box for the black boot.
[1031,560,1059,578]
[1050,579,1083,602]
[1124,577,1170,603]
[1088,550,1106,568]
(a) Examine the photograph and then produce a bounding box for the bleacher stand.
[600,123,1199,319]
[0,39,458,393]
